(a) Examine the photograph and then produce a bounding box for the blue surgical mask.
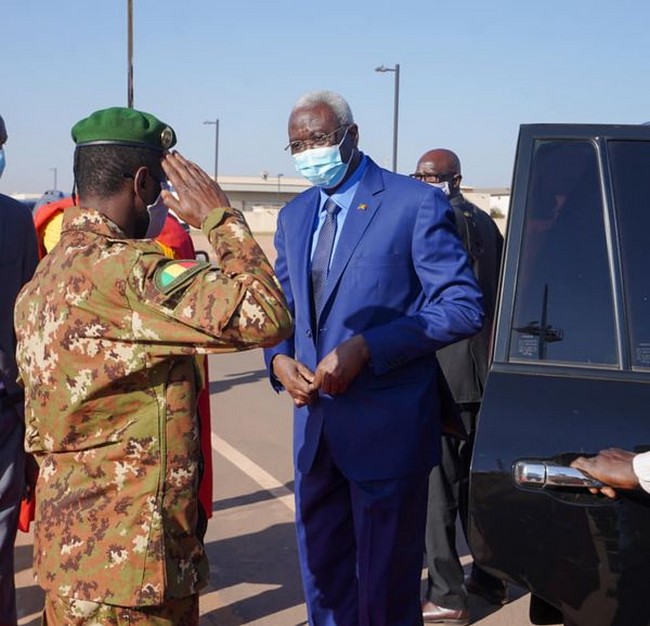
[144,182,170,239]
[293,129,353,189]
[0,148,5,179]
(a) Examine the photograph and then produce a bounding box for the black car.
[469,124,650,626]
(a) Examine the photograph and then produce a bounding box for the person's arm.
[312,188,484,395]
[362,189,484,376]
[21,210,39,281]
[120,152,293,351]
[571,448,648,498]
[338,189,482,378]
[15,205,40,511]
[262,208,317,406]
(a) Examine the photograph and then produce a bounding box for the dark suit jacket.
[0,193,38,408]
[435,195,503,404]
[264,158,484,481]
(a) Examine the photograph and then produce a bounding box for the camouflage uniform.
[43,593,198,625]
[14,204,291,607]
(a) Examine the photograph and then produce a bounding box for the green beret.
[71,107,176,151]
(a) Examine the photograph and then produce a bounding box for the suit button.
[306,329,312,338]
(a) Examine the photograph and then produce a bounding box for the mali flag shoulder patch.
[154,259,210,294]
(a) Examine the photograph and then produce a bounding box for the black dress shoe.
[464,574,508,606]
[421,600,470,625]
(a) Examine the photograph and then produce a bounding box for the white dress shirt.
[632,451,650,493]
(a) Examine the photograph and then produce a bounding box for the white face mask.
[144,182,170,239]
[430,181,450,196]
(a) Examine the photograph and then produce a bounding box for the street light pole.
[203,119,219,182]
[374,63,400,172]
[127,0,134,108]
[49,167,58,190]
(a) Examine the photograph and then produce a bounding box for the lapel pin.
[357,203,368,211]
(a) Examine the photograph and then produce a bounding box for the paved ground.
[14,232,535,625]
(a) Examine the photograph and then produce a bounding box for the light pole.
[49,167,58,190]
[203,119,219,182]
[374,63,400,172]
[127,0,134,108]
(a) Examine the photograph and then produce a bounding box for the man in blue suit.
[264,91,484,626]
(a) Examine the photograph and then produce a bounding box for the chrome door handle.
[513,460,604,489]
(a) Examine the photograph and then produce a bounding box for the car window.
[509,140,618,365]
[609,140,650,370]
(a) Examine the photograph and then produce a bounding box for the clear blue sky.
[2,0,648,195]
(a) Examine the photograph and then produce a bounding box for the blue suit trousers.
[295,437,428,626]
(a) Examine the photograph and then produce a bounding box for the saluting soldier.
[13,107,292,626]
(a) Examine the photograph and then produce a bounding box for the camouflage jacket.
[14,205,291,606]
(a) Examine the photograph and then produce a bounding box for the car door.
[469,124,650,626]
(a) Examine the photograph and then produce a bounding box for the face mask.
[144,182,169,239]
[430,181,450,196]
[0,148,5,179]
[292,128,352,189]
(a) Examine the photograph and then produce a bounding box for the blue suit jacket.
[264,158,484,481]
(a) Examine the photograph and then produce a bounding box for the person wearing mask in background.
[0,113,39,626]
[265,92,484,626]
[412,149,505,624]
[13,107,291,625]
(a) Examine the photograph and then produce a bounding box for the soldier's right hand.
[161,151,231,229]
[272,355,318,407]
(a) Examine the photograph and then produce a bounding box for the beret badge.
[161,127,174,149]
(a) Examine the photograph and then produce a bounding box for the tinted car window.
[509,140,618,365]
[609,140,650,369]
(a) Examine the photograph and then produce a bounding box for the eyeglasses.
[409,172,458,183]
[284,125,349,154]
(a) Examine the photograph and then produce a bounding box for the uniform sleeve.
[127,207,293,352]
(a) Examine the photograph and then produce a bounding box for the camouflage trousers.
[42,593,199,626]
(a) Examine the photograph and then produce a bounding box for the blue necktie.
[311,198,340,313]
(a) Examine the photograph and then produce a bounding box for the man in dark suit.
[412,149,505,624]
[264,93,484,626]
[0,113,38,626]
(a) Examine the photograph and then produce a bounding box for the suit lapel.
[317,160,384,317]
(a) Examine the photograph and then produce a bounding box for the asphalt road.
[14,232,536,625]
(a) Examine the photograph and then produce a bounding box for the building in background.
[12,179,510,235]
